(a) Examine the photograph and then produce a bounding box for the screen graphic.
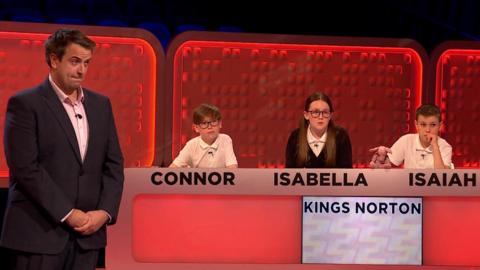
[302,197,422,265]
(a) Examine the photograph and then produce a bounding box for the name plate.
[134,168,480,196]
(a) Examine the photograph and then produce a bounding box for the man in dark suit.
[1,28,124,270]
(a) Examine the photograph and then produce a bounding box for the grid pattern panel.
[436,49,480,168]
[0,31,157,176]
[172,40,423,168]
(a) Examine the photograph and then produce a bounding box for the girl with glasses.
[285,92,352,168]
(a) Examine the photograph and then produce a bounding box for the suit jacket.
[0,79,124,254]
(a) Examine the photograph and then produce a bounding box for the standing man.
[1,28,124,270]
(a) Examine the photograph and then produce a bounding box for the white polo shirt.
[172,133,238,168]
[387,133,453,169]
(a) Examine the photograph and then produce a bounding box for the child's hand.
[426,133,439,147]
[368,146,392,168]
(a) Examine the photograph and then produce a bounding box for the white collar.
[307,125,327,144]
[199,136,219,151]
[414,133,432,153]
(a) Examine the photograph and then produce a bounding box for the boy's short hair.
[416,104,441,122]
[193,103,222,124]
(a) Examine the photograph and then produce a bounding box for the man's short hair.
[193,103,222,124]
[416,104,441,122]
[44,28,96,67]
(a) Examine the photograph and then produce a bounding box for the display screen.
[302,197,422,265]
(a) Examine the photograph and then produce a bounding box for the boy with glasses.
[369,104,453,169]
[169,103,238,168]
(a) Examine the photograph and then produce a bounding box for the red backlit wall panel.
[434,47,480,168]
[0,22,162,177]
[167,33,425,168]
[423,43,480,266]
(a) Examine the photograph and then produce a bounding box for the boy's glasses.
[308,110,331,118]
[197,120,220,129]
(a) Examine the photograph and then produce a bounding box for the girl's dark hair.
[296,92,337,167]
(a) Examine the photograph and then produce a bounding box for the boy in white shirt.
[169,103,238,168]
[370,104,453,169]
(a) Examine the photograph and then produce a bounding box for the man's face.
[415,115,441,146]
[50,43,92,93]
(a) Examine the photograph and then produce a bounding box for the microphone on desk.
[75,114,83,119]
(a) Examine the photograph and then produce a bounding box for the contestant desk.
[108,168,480,269]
